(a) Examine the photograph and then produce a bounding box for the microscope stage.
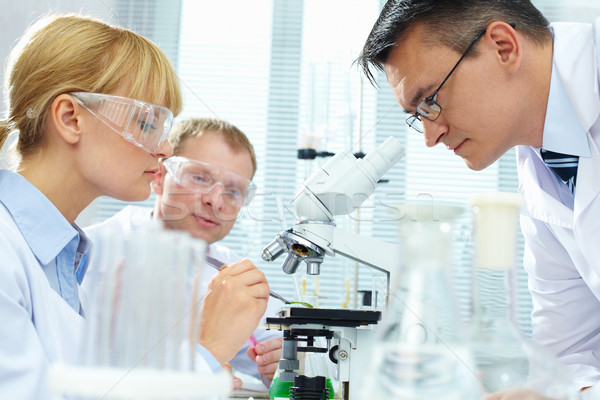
[266,307,381,328]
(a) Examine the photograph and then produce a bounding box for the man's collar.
[542,59,591,157]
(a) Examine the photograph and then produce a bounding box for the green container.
[325,378,335,399]
[269,376,293,400]
[269,376,335,399]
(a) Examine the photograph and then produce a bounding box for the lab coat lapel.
[574,134,600,222]
[572,132,600,297]
[542,22,600,227]
[573,134,600,289]
[562,19,600,222]
[558,20,600,288]
[513,22,600,305]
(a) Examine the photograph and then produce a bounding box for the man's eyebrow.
[403,84,436,114]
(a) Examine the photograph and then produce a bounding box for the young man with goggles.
[84,117,282,388]
[162,155,257,211]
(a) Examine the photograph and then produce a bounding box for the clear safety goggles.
[71,92,174,153]
[163,156,257,207]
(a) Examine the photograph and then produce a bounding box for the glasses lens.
[165,157,253,207]
[73,92,173,153]
[406,114,423,133]
[243,183,257,206]
[119,101,173,153]
[417,98,442,120]
[180,162,216,190]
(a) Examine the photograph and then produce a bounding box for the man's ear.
[151,159,167,194]
[50,93,83,145]
[486,21,521,73]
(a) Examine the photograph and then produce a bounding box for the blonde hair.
[168,117,257,177]
[0,13,182,158]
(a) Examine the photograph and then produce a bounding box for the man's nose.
[422,118,447,148]
[202,183,225,209]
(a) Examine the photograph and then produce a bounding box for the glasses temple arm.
[429,22,515,99]
[429,28,487,99]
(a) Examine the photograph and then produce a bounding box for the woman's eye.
[139,120,157,132]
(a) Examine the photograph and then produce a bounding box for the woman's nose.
[153,139,173,158]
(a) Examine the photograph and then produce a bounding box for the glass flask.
[289,375,331,400]
[270,334,298,400]
[300,343,335,399]
[269,336,335,400]
[469,192,578,399]
[360,201,479,400]
[269,367,294,400]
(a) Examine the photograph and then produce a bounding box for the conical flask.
[269,335,298,400]
[360,201,479,400]
[299,341,335,399]
[269,366,294,400]
[469,192,578,399]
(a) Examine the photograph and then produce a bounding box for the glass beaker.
[360,201,479,400]
[49,220,231,400]
[469,192,579,399]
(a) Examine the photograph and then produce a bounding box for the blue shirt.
[0,170,90,399]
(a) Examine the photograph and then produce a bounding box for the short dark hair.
[358,0,551,85]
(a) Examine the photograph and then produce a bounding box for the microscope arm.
[291,221,397,282]
[330,227,397,276]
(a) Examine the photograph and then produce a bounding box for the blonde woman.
[0,14,268,398]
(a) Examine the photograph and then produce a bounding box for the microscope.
[262,136,404,399]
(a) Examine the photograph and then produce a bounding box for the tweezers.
[204,254,290,304]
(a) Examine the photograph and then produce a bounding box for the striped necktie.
[540,149,578,194]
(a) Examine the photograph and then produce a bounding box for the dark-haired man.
[359,1,600,397]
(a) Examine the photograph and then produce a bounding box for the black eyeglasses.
[406,23,515,133]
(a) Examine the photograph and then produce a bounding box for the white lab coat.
[516,19,600,389]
